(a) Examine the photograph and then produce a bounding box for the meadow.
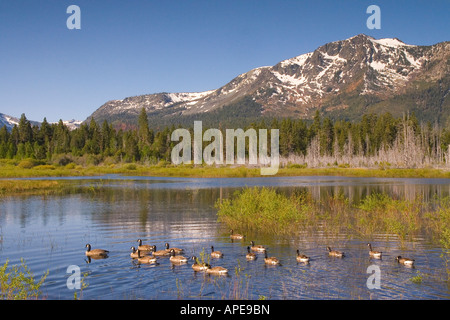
[2,158,450,181]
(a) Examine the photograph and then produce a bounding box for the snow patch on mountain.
[371,38,415,48]
[166,91,215,104]
[280,52,312,67]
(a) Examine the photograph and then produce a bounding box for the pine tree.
[0,125,9,145]
[137,108,152,160]
[18,113,33,144]
[52,120,70,154]
[86,118,100,154]
[138,108,150,145]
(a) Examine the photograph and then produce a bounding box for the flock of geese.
[84,230,416,274]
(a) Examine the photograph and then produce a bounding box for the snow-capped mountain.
[88,34,450,127]
[60,119,83,130]
[0,113,81,131]
[0,113,41,131]
[0,113,20,131]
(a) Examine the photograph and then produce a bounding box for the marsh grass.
[355,193,423,241]
[2,158,450,179]
[73,272,89,300]
[216,187,352,237]
[410,271,424,284]
[0,180,64,196]
[0,180,77,197]
[426,197,450,281]
[216,187,308,236]
[428,197,450,249]
[0,179,108,197]
[230,260,251,300]
[0,160,259,178]
[193,247,211,267]
[216,187,450,247]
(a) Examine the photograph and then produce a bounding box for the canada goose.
[230,230,244,240]
[264,251,281,265]
[296,249,310,263]
[85,244,109,257]
[210,246,223,258]
[169,249,188,264]
[327,247,345,258]
[206,266,228,275]
[191,256,210,272]
[150,245,171,256]
[137,239,153,252]
[367,243,382,259]
[246,246,257,260]
[138,255,157,264]
[250,241,266,253]
[137,250,157,264]
[130,246,149,259]
[396,256,415,266]
[165,242,184,254]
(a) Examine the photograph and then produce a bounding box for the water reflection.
[71,175,450,203]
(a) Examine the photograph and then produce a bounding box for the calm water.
[1,175,450,300]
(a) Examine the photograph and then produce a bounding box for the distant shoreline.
[2,162,450,180]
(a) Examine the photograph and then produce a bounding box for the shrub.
[216,187,308,235]
[125,163,137,170]
[429,197,450,249]
[102,156,117,166]
[0,259,48,300]
[17,159,37,169]
[73,154,100,166]
[34,165,56,170]
[156,160,168,167]
[356,193,422,240]
[0,159,18,166]
[65,163,76,169]
[51,154,74,166]
[287,163,307,169]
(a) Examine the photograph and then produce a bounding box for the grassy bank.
[0,180,69,196]
[2,159,450,179]
[0,179,100,196]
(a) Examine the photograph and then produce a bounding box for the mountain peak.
[86,34,449,128]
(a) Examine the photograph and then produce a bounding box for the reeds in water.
[216,187,450,246]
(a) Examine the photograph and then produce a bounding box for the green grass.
[427,197,450,250]
[216,187,311,236]
[2,159,450,179]
[0,180,67,196]
[410,271,423,284]
[0,179,105,197]
[355,193,423,240]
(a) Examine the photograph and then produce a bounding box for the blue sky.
[0,0,449,122]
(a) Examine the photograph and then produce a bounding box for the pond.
[1,175,449,299]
